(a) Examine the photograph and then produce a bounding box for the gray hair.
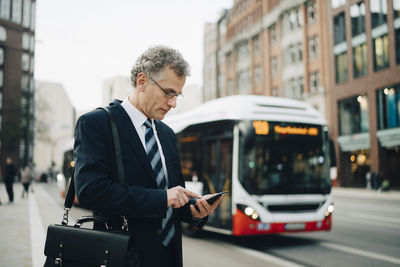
[130,45,191,88]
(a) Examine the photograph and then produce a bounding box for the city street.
[1,182,399,267]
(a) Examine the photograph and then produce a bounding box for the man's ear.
[136,73,147,92]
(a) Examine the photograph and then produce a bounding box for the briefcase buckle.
[121,216,129,231]
[54,257,62,266]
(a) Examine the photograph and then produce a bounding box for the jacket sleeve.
[164,127,208,228]
[74,111,167,219]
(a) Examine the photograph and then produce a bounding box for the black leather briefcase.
[44,217,135,267]
[44,107,138,267]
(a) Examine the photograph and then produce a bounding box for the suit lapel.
[109,101,157,186]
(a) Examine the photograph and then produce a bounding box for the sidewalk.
[332,186,400,200]
[0,182,61,267]
[0,183,33,267]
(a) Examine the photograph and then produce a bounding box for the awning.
[377,128,400,148]
[337,133,370,152]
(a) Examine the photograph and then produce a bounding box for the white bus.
[165,95,334,236]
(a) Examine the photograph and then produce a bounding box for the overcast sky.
[34,0,232,111]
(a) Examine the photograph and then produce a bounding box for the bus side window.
[329,139,337,167]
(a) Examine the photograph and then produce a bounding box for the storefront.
[337,133,371,187]
[376,85,400,188]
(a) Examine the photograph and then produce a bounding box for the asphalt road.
[44,182,400,267]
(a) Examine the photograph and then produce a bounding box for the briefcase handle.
[74,215,112,230]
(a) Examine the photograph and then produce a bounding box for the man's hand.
[190,193,224,219]
[167,186,201,208]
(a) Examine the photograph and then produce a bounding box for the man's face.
[138,67,186,120]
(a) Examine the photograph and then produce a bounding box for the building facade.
[328,0,400,188]
[34,81,75,174]
[203,0,331,121]
[204,0,400,188]
[0,0,36,171]
[101,76,132,106]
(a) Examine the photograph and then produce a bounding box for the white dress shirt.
[121,97,169,183]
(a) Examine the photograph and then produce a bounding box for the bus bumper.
[233,209,332,236]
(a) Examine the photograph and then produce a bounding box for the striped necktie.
[144,119,175,247]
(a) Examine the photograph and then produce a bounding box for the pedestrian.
[74,45,223,267]
[3,157,16,203]
[20,165,33,198]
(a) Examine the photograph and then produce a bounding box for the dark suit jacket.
[74,100,206,266]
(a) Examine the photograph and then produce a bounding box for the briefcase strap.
[98,107,126,185]
[62,106,128,228]
[98,106,129,231]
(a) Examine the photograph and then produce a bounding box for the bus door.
[202,136,233,229]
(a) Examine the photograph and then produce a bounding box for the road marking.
[28,192,46,267]
[349,212,400,224]
[320,242,400,265]
[335,216,400,229]
[233,246,304,267]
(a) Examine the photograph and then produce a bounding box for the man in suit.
[74,46,223,267]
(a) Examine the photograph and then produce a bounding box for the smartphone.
[190,191,228,211]
[206,191,228,205]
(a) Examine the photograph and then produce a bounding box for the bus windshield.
[239,120,331,195]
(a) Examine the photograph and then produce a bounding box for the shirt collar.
[121,97,149,129]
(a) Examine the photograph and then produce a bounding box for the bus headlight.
[325,203,334,217]
[238,204,260,221]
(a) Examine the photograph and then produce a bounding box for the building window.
[30,1,35,31]
[237,69,250,94]
[22,53,29,71]
[11,0,22,24]
[22,0,30,28]
[309,72,320,93]
[396,29,400,64]
[308,35,319,60]
[30,55,34,73]
[0,26,6,42]
[227,79,234,95]
[331,0,346,9]
[373,34,389,71]
[307,0,317,24]
[370,0,387,29]
[298,76,304,97]
[226,52,232,69]
[22,33,29,49]
[270,23,277,45]
[217,51,223,66]
[0,47,4,65]
[254,65,261,85]
[253,35,260,57]
[377,85,400,129]
[350,2,366,37]
[30,34,35,52]
[395,0,400,18]
[237,41,249,65]
[217,74,224,91]
[353,43,368,77]
[335,52,348,83]
[21,74,29,91]
[271,57,278,77]
[282,8,302,35]
[271,87,279,96]
[334,12,346,45]
[0,70,3,88]
[0,0,11,20]
[286,43,302,65]
[338,95,369,135]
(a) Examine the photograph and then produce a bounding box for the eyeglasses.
[150,78,183,99]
